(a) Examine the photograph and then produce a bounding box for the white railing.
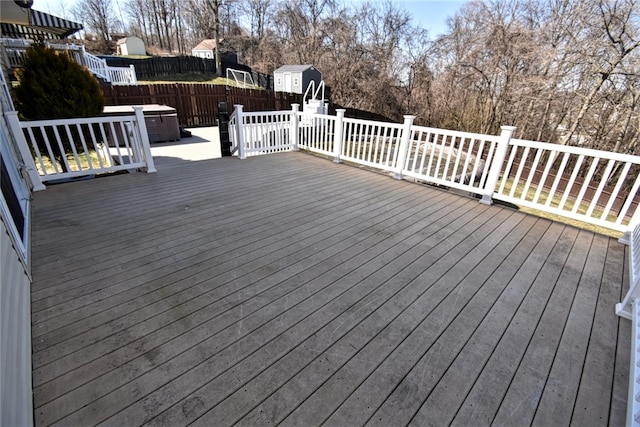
[82,50,137,85]
[1,38,30,68]
[617,221,640,319]
[4,106,155,189]
[2,49,27,68]
[303,80,325,103]
[630,303,640,427]
[107,65,137,85]
[228,109,239,156]
[82,50,110,81]
[228,103,640,427]
[0,39,138,86]
[0,66,14,112]
[617,221,640,425]
[1,39,84,68]
[229,105,298,159]
[229,104,640,239]
[403,125,506,195]
[83,50,137,85]
[494,139,640,234]
[339,116,407,173]
[298,112,336,157]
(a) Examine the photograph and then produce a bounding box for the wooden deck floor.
[30,152,631,426]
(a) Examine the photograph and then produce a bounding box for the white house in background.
[191,39,240,64]
[116,36,145,56]
[273,64,322,94]
[191,39,219,59]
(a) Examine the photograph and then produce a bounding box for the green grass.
[120,54,152,59]
[36,149,111,175]
[138,73,262,89]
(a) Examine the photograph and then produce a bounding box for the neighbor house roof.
[274,64,317,73]
[192,39,222,51]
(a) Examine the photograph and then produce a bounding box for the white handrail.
[230,105,640,239]
[82,50,110,81]
[493,138,640,233]
[6,108,155,186]
[78,50,138,85]
[0,39,138,85]
[0,65,15,111]
[617,221,640,319]
[628,302,640,427]
[231,106,294,158]
[107,65,137,85]
[303,80,325,102]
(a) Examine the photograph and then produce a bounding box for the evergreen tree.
[14,43,104,120]
[13,44,105,171]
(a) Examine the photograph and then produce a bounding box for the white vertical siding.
[0,219,33,426]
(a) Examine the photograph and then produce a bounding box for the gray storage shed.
[116,36,145,56]
[274,64,322,94]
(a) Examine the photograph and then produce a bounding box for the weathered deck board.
[452,227,592,426]
[30,152,630,426]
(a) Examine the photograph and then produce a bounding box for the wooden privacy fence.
[101,84,304,127]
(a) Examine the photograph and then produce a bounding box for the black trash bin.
[218,102,232,156]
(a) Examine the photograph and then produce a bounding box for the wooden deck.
[30,152,631,426]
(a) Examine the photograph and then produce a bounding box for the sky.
[397,0,466,37]
[31,0,467,40]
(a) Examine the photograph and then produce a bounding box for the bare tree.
[73,0,120,45]
[562,0,640,145]
[115,0,640,155]
[205,0,223,75]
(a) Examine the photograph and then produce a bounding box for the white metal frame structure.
[226,68,255,89]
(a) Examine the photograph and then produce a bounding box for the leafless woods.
[72,0,640,152]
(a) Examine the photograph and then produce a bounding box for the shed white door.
[284,73,292,92]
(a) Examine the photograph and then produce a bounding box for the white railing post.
[4,111,46,191]
[620,209,640,245]
[480,125,516,205]
[133,106,156,173]
[291,103,300,151]
[333,109,345,163]
[80,44,87,66]
[393,115,416,180]
[129,65,137,85]
[234,105,246,160]
[617,221,640,319]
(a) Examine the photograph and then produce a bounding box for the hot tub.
[103,104,180,143]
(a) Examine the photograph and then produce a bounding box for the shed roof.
[116,36,143,45]
[192,39,219,51]
[274,64,317,73]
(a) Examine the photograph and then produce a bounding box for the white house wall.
[0,218,33,427]
[192,50,213,59]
